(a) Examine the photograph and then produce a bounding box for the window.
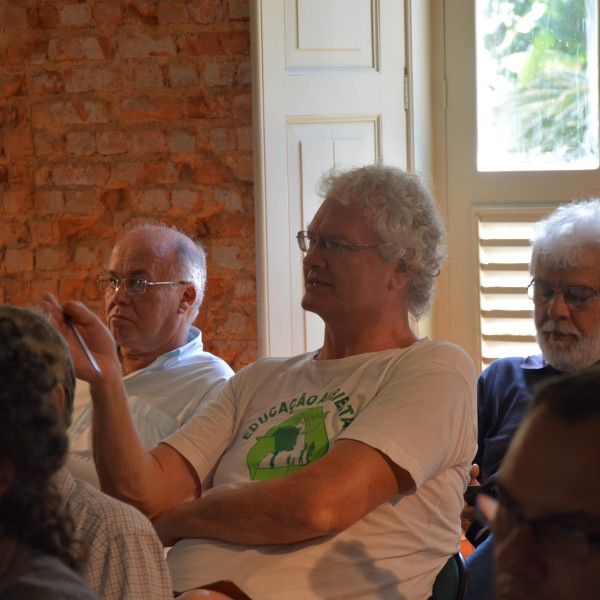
[476,0,599,172]
[477,207,555,369]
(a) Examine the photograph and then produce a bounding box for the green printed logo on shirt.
[246,407,329,480]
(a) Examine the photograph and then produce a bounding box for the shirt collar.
[142,326,203,372]
[520,353,559,371]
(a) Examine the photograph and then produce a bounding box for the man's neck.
[317,322,418,361]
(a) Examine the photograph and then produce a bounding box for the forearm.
[154,479,334,547]
[90,375,153,504]
[90,373,194,517]
[153,440,403,547]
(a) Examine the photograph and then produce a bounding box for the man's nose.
[302,240,326,267]
[546,290,571,319]
[111,282,131,304]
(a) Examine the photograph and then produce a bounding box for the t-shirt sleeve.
[337,343,477,488]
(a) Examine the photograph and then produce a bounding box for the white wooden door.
[252,0,407,357]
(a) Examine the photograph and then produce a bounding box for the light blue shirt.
[67,326,234,487]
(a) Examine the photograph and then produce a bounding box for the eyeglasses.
[527,279,600,311]
[296,231,384,255]
[476,481,600,559]
[97,277,190,295]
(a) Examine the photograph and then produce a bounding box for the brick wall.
[0,0,257,371]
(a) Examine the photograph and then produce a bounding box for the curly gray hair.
[318,163,446,319]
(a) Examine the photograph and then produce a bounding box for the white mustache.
[538,319,580,337]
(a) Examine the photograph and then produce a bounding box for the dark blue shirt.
[474,354,562,483]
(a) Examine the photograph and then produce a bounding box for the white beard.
[537,319,600,372]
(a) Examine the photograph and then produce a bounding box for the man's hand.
[43,292,120,383]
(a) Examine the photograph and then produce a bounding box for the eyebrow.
[107,269,151,278]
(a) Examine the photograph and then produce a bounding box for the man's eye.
[322,239,344,251]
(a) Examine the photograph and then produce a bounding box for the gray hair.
[125,224,207,323]
[532,365,600,423]
[318,163,446,319]
[530,198,600,274]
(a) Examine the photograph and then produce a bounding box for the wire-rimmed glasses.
[97,277,190,295]
[296,231,384,256]
[526,279,600,311]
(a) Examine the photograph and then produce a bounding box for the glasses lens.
[297,232,316,253]
[124,279,147,294]
[564,286,597,310]
[97,277,115,292]
[534,283,554,303]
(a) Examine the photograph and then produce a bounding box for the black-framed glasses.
[476,481,600,559]
[97,277,190,295]
[296,231,384,255]
[527,279,600,311]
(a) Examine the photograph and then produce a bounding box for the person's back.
[55,469,173,600]
[0,305,173,600]
[0,316,98,600]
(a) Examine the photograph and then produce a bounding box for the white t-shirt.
[164,339,476,600]
[67,327,234,488]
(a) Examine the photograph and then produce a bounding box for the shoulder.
[68,479,157,536]
[402,339,476,376]
[479,356,528,383]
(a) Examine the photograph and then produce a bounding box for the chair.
[429,552,468,600]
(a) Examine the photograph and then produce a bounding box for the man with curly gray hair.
[46,163,476,600]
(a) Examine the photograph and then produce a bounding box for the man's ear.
[52,383,66,414]
[390,259,413,290]
[178,283,198,314]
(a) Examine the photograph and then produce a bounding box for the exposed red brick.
[52,163,111,187]
[168,62,199,88]
[118,32,177,58]
[60,4,93,27]
[5,248,34,273]
[65,131,97,157]
[188,0,224,25]
[58,216,99,239]
[183,32,249,56]
[0,75,23,98]
[2,190,32,214]
[157,1,190,24]
[36,246,69,271]
[0,6,28,30]
[48,37,108,62]
[27,5,59,29]
[125,0,159,25]
[93,2,124,27]
[226,0,250,22]
[0,0,256,371]
[97,130,128,155]
[34,189,65,215]
[31,71,64,94]
[4,129,34,158]
[100,188,129,212]
[121,96,182,122]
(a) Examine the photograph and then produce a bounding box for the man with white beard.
[465,198,600,600]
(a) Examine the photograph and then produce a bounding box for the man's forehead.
[109,238,172,275]
[502,408,600,515]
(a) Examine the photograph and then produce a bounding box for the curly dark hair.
[0,316,77,569]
